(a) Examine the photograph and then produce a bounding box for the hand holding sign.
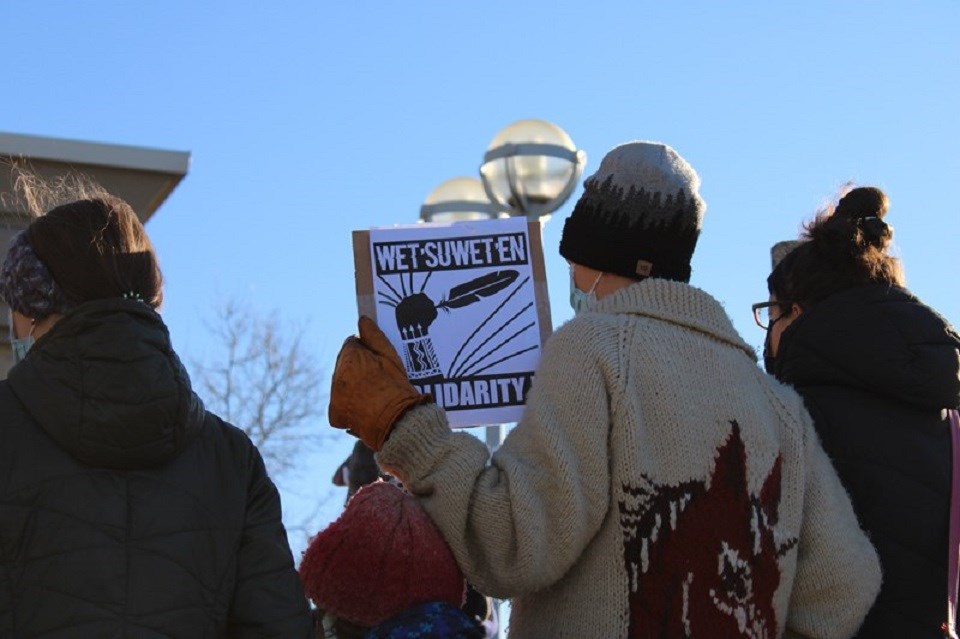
[328,316,432,451]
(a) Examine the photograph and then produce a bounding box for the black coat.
[0,299,312,638]
[772,284,960,638]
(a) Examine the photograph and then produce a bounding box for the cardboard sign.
[353,217,551,427]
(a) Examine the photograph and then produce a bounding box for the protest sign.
[352,217,551,427]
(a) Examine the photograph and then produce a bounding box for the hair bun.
[835,186,889,220]
[858,216,892,248]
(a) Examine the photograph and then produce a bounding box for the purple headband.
[0,230,71,319]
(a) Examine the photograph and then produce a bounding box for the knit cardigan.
[378,279,881,639]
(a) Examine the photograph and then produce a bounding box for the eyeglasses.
[751,301,796,330]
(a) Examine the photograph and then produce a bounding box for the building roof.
[0,131,190,223]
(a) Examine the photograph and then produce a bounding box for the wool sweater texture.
[378,278,881,639]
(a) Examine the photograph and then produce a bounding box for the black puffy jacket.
[0,299,313,638]
[772,284,960,638]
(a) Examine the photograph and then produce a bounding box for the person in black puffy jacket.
[758,185,960,638]
[0,175,312,638]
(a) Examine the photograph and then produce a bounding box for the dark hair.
[26,196,163,309]
[3,168,164,310]
[768,186,904,306]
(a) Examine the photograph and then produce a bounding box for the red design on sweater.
[619,421,797,639]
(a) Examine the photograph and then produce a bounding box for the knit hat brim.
[559,179,700,282]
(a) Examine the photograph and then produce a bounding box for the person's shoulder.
[550,311,621,352]
[194,410,264,467]
[892,285,958,328]
[0,380,37,437]
[857,285,960,346]
[0,380,22,412]
[0,380,28,448]
[837,285,943,321]
[756,370,812,437]
[762,372,805,411]
[538,313,624,383]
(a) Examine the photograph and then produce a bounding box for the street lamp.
[480,119,586,222]
[419,177,501,223]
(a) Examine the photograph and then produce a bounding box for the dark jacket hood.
[774,284,960,410]
[7,298,205,469]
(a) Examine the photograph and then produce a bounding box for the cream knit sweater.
[378,279,881,639]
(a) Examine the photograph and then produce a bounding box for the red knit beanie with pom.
[299,481,466,628]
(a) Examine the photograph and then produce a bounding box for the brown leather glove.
[328,316,431,451]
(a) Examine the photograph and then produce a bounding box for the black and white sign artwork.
[369,217,542,427]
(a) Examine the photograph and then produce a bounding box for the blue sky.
[4,1,959,547]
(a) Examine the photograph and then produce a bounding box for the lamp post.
[480,119,586,222]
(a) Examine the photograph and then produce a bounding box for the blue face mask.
[8,313,35,365]
[569,267,603,315]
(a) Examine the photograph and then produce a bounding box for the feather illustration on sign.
[438,270,519,310]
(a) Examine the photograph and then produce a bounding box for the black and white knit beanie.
[559,141,706,283]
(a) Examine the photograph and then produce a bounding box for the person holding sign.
[329,142,881,638]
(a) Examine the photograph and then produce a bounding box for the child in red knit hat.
[299,481,483,638]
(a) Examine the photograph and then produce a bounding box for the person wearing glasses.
[758,186,960,639]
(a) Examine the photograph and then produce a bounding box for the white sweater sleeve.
[377,319,615,598]
[784,412,882,638]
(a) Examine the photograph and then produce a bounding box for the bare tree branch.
[191,300,328,477]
